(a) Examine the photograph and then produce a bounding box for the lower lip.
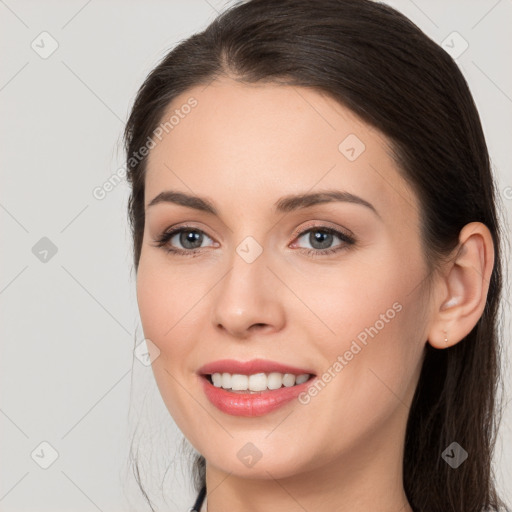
[200,375,316,417]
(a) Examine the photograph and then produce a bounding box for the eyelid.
[157,221,353,244]
[161,223,218,247]
[289,220,355,242]
[159,222,216,239]
[153,220,356,255]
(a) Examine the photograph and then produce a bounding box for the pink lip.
[197,358,317,417]
[197,358,315,376]
[199,374,317,417]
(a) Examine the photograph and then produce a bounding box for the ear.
[427,222,495,349]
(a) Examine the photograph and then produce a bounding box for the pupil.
[311,230,332,249]
[181,230,202,249]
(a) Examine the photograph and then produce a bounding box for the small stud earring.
[443,329,448,344]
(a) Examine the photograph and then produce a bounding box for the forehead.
[144,77,418,224]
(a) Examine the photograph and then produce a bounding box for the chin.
[203,442,312,480]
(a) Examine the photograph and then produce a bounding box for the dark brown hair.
[124,1,510,510]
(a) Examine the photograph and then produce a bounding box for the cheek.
[136,257,203,355]
[288,249,416,345]
[297,246,426,409]
[136,263,172,352]
[136,259,206,435]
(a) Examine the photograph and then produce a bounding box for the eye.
[292,225,356,256]
[152,223,356,257]
[152,225,217,255]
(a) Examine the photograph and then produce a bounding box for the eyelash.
[152,223,356,258]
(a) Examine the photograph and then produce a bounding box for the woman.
[124,0,510,510]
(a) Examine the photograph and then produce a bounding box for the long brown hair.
[124,1,510,510]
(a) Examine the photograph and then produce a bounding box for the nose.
[211,249,286,340]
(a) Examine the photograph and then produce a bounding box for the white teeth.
[211,373,223,387]
[248,373,267,391]
[221,372,231,389]
[295,373,310,385]
[210,372,311,391]
[282,373,295,387]
[267,372,284,390]
[231,374,248,390]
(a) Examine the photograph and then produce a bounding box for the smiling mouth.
[203,372,316,393]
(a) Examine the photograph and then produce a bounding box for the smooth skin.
[135,76,494,511]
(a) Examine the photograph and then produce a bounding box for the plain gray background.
[1,0,511,510]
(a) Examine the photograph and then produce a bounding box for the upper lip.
[198,358,315,376]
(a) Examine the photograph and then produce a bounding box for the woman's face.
[136,77,431,480]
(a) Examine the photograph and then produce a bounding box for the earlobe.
[427,222,494,350]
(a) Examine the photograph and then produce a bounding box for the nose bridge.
[211,235,285,337]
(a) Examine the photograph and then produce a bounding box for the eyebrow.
[146,189,380,218]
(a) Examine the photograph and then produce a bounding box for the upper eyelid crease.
[145,189,381,220]
[153,225,355,255]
